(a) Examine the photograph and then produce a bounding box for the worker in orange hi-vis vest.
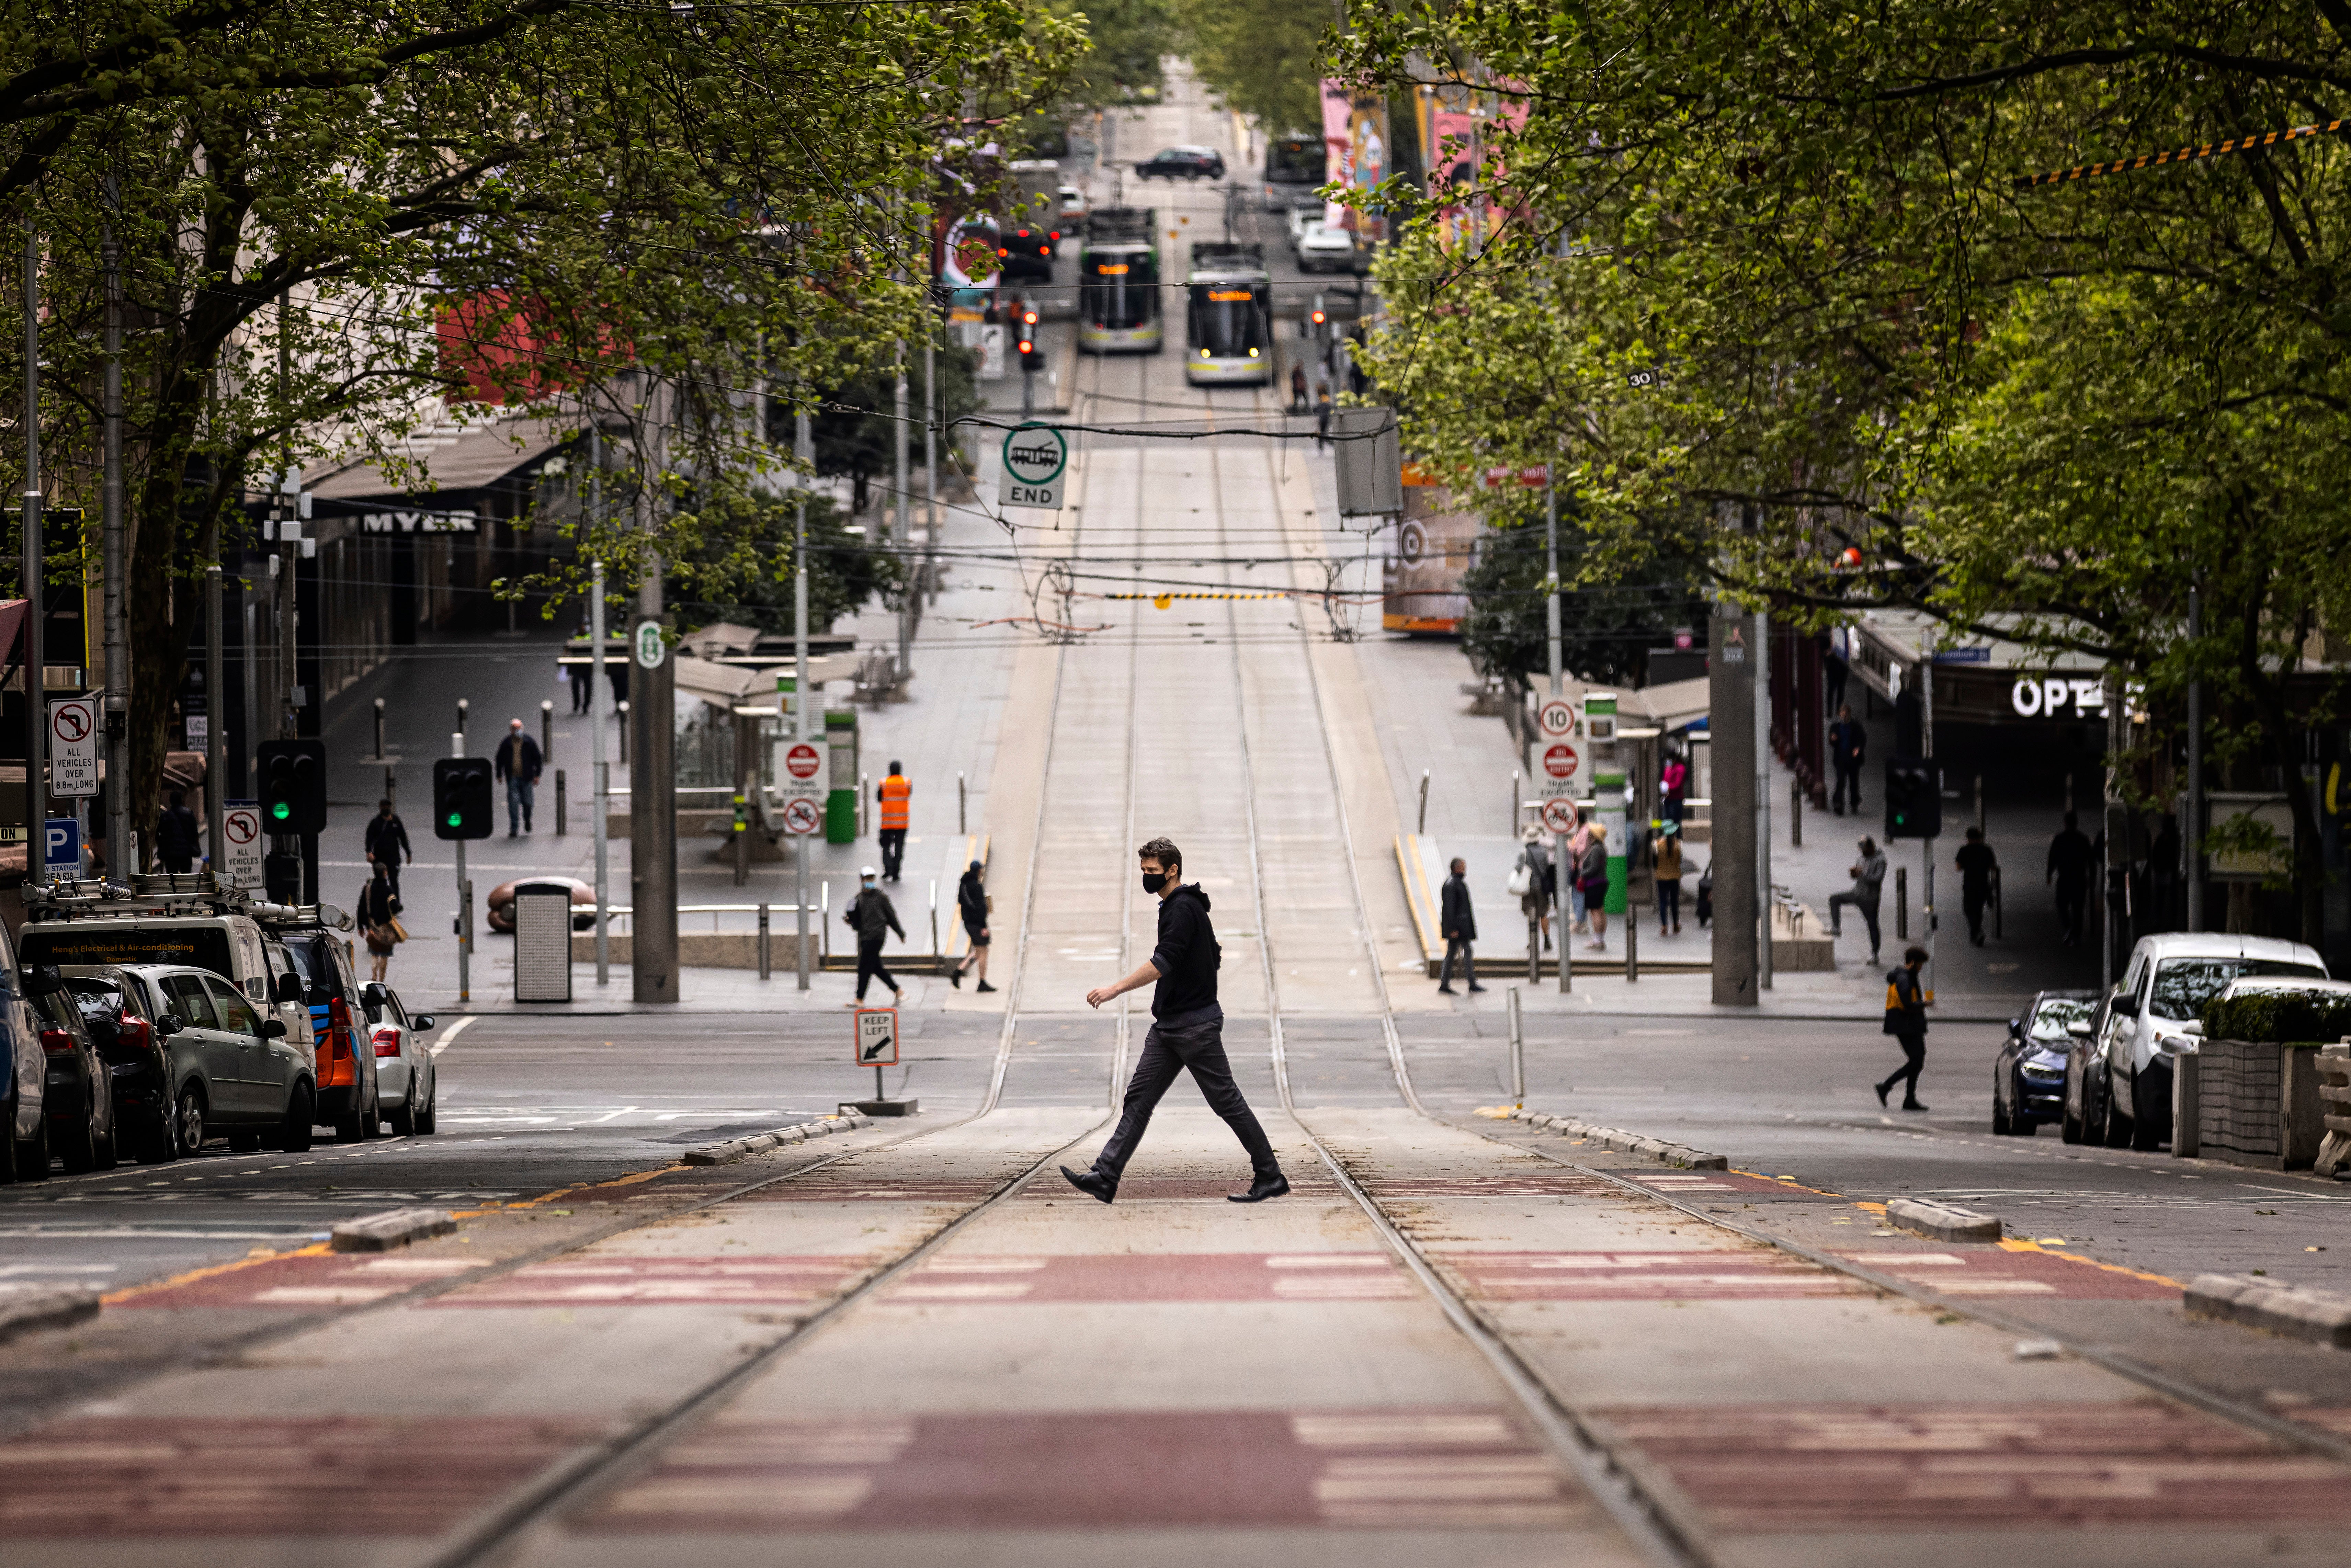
[876,761,912,883]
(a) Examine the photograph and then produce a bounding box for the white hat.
[860,865,877,878]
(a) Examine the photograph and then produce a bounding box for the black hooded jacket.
[1148,883,1220,1019]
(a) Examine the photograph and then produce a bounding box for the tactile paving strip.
[0,1416,600,1536]
[581,1408,1585,1531]
[1598,1402,2351,1530]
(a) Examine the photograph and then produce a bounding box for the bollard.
[541,698,553,759]
[1527,916,1540,985]
[384,763,396,815]
[1896,865,1909,940]
[1506,986,1524,1106]
[373,697,386,761]
[456,697,468,737]
[1419,770,1430,835]
[1508,769,1520,832]
[1976,773,1986,837]
[617,700,629,765]
[1627,908,1639,982]
[554,769,566,837]
[1790,778,1802,848]
[958,770,967,834]
[759,902,771,979]
[859,771,868,838]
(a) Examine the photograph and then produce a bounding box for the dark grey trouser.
[1828,890,1881,952]
[1094,1005,1277,1181]
[855,940,898,1000]
[1440,938,1477,988]
[1879,1029,1926,1105]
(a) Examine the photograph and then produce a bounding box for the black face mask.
[1141,872,1168,895]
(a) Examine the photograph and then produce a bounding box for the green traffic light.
[445,811,462,827]
[270,802,291,820]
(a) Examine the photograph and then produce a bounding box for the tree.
[1177,0,1329,132]
[1334,0,2351,941]
[666,490,906,639]
[1045,0,1177,111]
[1460,514,1709,691]
[808,343,984,517]
[7,0,1080,864]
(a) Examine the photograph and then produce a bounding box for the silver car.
[361,983,439,1137]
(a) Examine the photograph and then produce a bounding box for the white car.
[361,983,440,1136]
[1294,220,1358,274]
[2070,932,2327,1149]
[1056,186,1090,231]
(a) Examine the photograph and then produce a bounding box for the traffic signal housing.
[1884,758,1942,841]
[432,757,495,841]
[254,739,328,836]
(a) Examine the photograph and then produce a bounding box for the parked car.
[1136,146,1225,181]
[25,964,115,1173]
[1991,990,2096,1136]
[1293,219,1359,274]
[2066,933,2328,1150]
[275,923,381,1143]
[64,965,189,1162]
[2,938,43,1183]
[361,983,439,1137]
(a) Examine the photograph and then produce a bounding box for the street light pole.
[22,219,44,885]
[591,556,610,985]
[1546,477,1568,995]
[102,212,128,875]
[2186,580,2203,932]
[795,409,813,992]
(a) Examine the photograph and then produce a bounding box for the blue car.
[1993,989,2097,1135]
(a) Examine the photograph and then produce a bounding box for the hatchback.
[361,982,440,1136]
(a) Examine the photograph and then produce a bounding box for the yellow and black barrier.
[2018,118,2347,190]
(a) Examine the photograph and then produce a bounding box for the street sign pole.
[591,557,610,985]
[452,729,470,1002]
[796,409,814,992]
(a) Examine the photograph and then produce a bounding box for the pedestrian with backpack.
[844,867,906,1007]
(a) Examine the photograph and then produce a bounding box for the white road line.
[431,1015,480,1057]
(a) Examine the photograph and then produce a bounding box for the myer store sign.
[1000,423,1068,511]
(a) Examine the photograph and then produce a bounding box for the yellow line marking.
[1729,1166,1843,1197]
[1997,1235,2182,1289]
[101,1242,332,1306]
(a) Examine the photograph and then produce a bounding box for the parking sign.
[43,817,79,876]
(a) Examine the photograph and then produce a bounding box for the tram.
[1077,206,1162,354]
[1183,242,1272,387]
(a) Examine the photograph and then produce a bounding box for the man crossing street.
[846,866,906,1008]
[364,798,413,893]
[1875,945,1932,1111]
[1438,856,1485,995]
[876,761,911,882]
[1063,837,1287,1205]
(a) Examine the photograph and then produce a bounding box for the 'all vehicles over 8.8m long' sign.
[1001,423,1067,510]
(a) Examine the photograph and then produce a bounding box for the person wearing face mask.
[1061,836,1287,1205]
[843,866,906,1008]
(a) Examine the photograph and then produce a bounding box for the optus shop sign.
[2011,676,2106,717]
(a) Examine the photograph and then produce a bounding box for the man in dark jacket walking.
[948,859,995,992]
[2047,811,2096,946]
[1438,856,1485,995]
[364,798,413,893]
[1875,945,1931,1111]
[1064,836,1286,1205]
[1827,703,1866,816]
[155,789,201,874]
[494,717,543,836]
[846,866,906,1007]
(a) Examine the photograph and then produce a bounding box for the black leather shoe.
[1875,1082,1890,1108]
[1901,1101,1930,1112]
[1228,1171,1290,1203]
[1060,1166,1116,1203]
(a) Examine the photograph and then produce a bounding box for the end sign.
[1000,423,1067,511]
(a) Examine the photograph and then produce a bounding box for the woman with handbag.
[359,867,405,983]
[1512,825,1554,950]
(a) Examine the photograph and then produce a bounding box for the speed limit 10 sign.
[1538,698,1576,738]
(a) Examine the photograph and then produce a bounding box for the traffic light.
[1309,295,1327,334]
[1021,340,1045,372]
[254,739,327,835]
[432,757,495,841]
[1884,758,1942,840]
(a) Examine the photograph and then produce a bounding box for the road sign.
[43,817,79,876]
[854,1007,900,1066]
[222,801,262,887]
[780,796,823,836]
[1542,741,1581,781]
[633,619,667,670]
[48,696,98,798]
[1480,464,1551,489]
[782,742,824,785]
[1537,698,1576,738]
[1000,422,1067,510]
[1541,797,1579,834]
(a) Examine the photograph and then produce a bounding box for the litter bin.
[513,879,575,1003]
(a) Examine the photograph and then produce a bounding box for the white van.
[18,913,316,1056]
[2069,931,2327,1149]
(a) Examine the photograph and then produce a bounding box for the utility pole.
[591,554,610,985]
[795,408,813,992]
[631,381,679,1002]
[924,337,939,555]
[102,209,128,876]
[2186,579,2203,932]
[1710,603,1758,1004]
[1755,609,1771,989]
[1922,652,1937,999]
[22,219,44,885]
[205,565,225,878]
[1546,475,1568,994]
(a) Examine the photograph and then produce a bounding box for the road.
[7,66,2351,1568]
